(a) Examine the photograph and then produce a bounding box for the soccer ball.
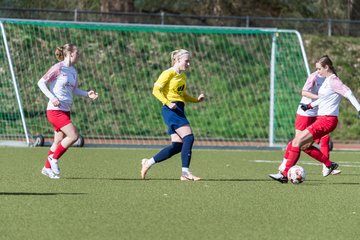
[287,165,306,184]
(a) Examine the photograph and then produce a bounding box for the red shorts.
[46,110,72,132]
[294,114,316,131]
[307,116,338,140]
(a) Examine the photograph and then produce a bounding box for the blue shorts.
[162,102,190,135]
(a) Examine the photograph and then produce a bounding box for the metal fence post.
[328,19,332,36]
[74,8,78,22]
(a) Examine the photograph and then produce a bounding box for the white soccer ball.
[287,165,306,184]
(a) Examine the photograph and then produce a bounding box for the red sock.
[283,146,301,176]
[320,135,330,158]
[53,144,68,160]
[44,150,54,168]
[283,140,292,159]
[304,146,332,167]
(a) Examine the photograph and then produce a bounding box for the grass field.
[1,146,360,240]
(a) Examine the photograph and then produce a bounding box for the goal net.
[0,19,309,148]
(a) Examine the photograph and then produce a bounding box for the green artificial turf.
[1,147,360,240]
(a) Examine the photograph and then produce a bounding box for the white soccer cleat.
[141,158,151,179]
[48,156,60,175]
[322,164,341,176]
[41,167,60,179]
[331,169,342,175]
[269,172,288,183]
[180,172,201,181]
[322,162,339,177]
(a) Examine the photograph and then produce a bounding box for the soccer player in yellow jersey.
[141,49,205,181]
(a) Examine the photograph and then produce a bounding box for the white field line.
[253,160,360,168]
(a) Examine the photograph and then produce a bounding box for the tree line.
[2,0,360,20]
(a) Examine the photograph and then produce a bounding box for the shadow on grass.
[203,178,271,182]
[0,192,86,196]
[65,177,273,182]
[65,177,178,181]
[330,182,360,185]
[267,179,360,186]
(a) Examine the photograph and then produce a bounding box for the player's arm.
[38,78,55,100]
[73,88,88,97]
[331,77,360,112]
[183,92,199,103]
[183,92,205,103]
[343,90,360,114]
[73,88,98,100]
[302,90,318,100]
[73,78,98,100]
[152,70,172,105]
[301,72,318,99]
[37,64,60,106]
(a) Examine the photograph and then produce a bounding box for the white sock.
[182,167,190,173]
[278,158,287,172]
[147,158,155,166]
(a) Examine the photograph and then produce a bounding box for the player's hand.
[300,103,312,111]
[198,93,205,102]
[88,90,98,100]
[51,97,60,107]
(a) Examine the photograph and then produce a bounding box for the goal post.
[0,19,310,148]
[0,22,29,146]
[269,30,310,147]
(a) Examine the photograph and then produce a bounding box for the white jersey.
[297,72,325,117]
[311,74,360,116]
[38,61,87,112]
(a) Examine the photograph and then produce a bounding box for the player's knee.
[68,131,79,143]
[300,144,310,151]
[292,137,301,147]
[183,134,194,145]
[171,142,183,153]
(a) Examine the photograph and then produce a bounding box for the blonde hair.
[171,49,189,66]
[55,43,77,61]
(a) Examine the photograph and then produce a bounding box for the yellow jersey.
[152,68,198,105]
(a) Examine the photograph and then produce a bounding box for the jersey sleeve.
[183,92,199,103]
[73,76,88,97]
[344,91,360,111]
[73,88,88,97]
[37,63,61,100]
[41,63,61,82]
[152,70,172,105]
[302,72,316,91]
[38,78,55,100]
[330,76,350,96]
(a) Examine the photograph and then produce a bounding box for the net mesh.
[0,20,309,147]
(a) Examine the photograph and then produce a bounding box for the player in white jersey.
[278,71,341,175]
[270,55,360,183]
[38,44,98,179]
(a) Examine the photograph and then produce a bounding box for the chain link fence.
[1,7,360,36]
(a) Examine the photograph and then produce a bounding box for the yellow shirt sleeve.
[152,70,173,105]
[183,92,199,103]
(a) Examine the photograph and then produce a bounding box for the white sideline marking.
[253,160,360,168]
